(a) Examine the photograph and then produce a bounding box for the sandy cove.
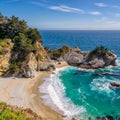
[0,61,68,120]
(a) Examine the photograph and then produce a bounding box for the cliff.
[9,41,48,77]
[64,46,117,69]
[0,14,48,77]
[0,39,13,75]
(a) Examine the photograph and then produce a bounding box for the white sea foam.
[78,88,81,93]
[116,57,120,67]
[39,67,86,120]
[90,77,117,97]
[90,56,120,96]
[77,67,95,72]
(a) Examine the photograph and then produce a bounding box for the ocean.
[40,30,120,120]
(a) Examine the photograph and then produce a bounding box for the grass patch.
[0,102,41,120]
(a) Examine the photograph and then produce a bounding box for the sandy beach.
[0,61,68,120]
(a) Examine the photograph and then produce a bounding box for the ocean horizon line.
[39,29,120,31]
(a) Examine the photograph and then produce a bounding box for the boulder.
[40,63,56,71]
[64,51,84,66]
[110,82,120,88]
[96,115,114,120]
[25,69,36,78]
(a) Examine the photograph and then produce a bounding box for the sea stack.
[64,46,117,69]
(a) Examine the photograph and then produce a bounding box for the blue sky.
[0,0,120,30]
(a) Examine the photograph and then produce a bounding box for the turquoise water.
[59,64,120,119]
[40,30,120,119]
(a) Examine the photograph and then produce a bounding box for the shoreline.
[0,61,68,120]
[0,61,119,120]
[39,66,83,120]
[30,71,63,120]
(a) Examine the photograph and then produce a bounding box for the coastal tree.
[0,13,44,74]
[0,13,42,53]
[50,45,70,60]
[91,46,108,56]
[27,28,42,43]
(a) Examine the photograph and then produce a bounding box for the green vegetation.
[50,45,70,60]
[9,62,21,73]
[91,46,109,56]
[0,102,41,120]
[0,13,42,53]
[0,13,44,73]
[0,39,13,55]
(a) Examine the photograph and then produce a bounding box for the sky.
[0,0,120,30]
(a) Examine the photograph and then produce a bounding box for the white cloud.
[95,3,106,7]
[49,6,70,12]
[49,5,85,14]
[89,11,102,15]
[49,5,103,16]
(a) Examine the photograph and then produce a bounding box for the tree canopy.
[0,13,42,52]
[91,46,109,56]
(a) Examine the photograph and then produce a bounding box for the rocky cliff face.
[34,41,48,70]
[0,42,117,77]
[20,42,48,78]
[0,40,48,77]
[64,46,117,69]
[0,39,13,75]
[15,42,48,78]
[20,52,37,78]
[0,14,49,78]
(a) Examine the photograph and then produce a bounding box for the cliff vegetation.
[0,102,41,120]
[0,13,48,77]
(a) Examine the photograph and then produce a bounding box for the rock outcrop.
[40,63,55,71]
[20,52,37,78]
[7,41,48,78]
[64,46,117,69]
[64,51,84,66]
[110,82,120,88]
[0,39,13,75]
[96,115,114,120]
[34,41,48,70]
[17,42,48,78]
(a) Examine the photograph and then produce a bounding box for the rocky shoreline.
[64,46,117,69]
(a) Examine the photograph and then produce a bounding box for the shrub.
[0,102,40,120]
[91,46,108,56]
[0,39,13,55]
[9,62,21,73]
[51,45,70,59]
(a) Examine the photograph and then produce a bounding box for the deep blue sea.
[40,30,120,120]
[40,30,120,56]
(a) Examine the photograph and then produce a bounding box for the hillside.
[0,13,48,77]
[0,102,41,120]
